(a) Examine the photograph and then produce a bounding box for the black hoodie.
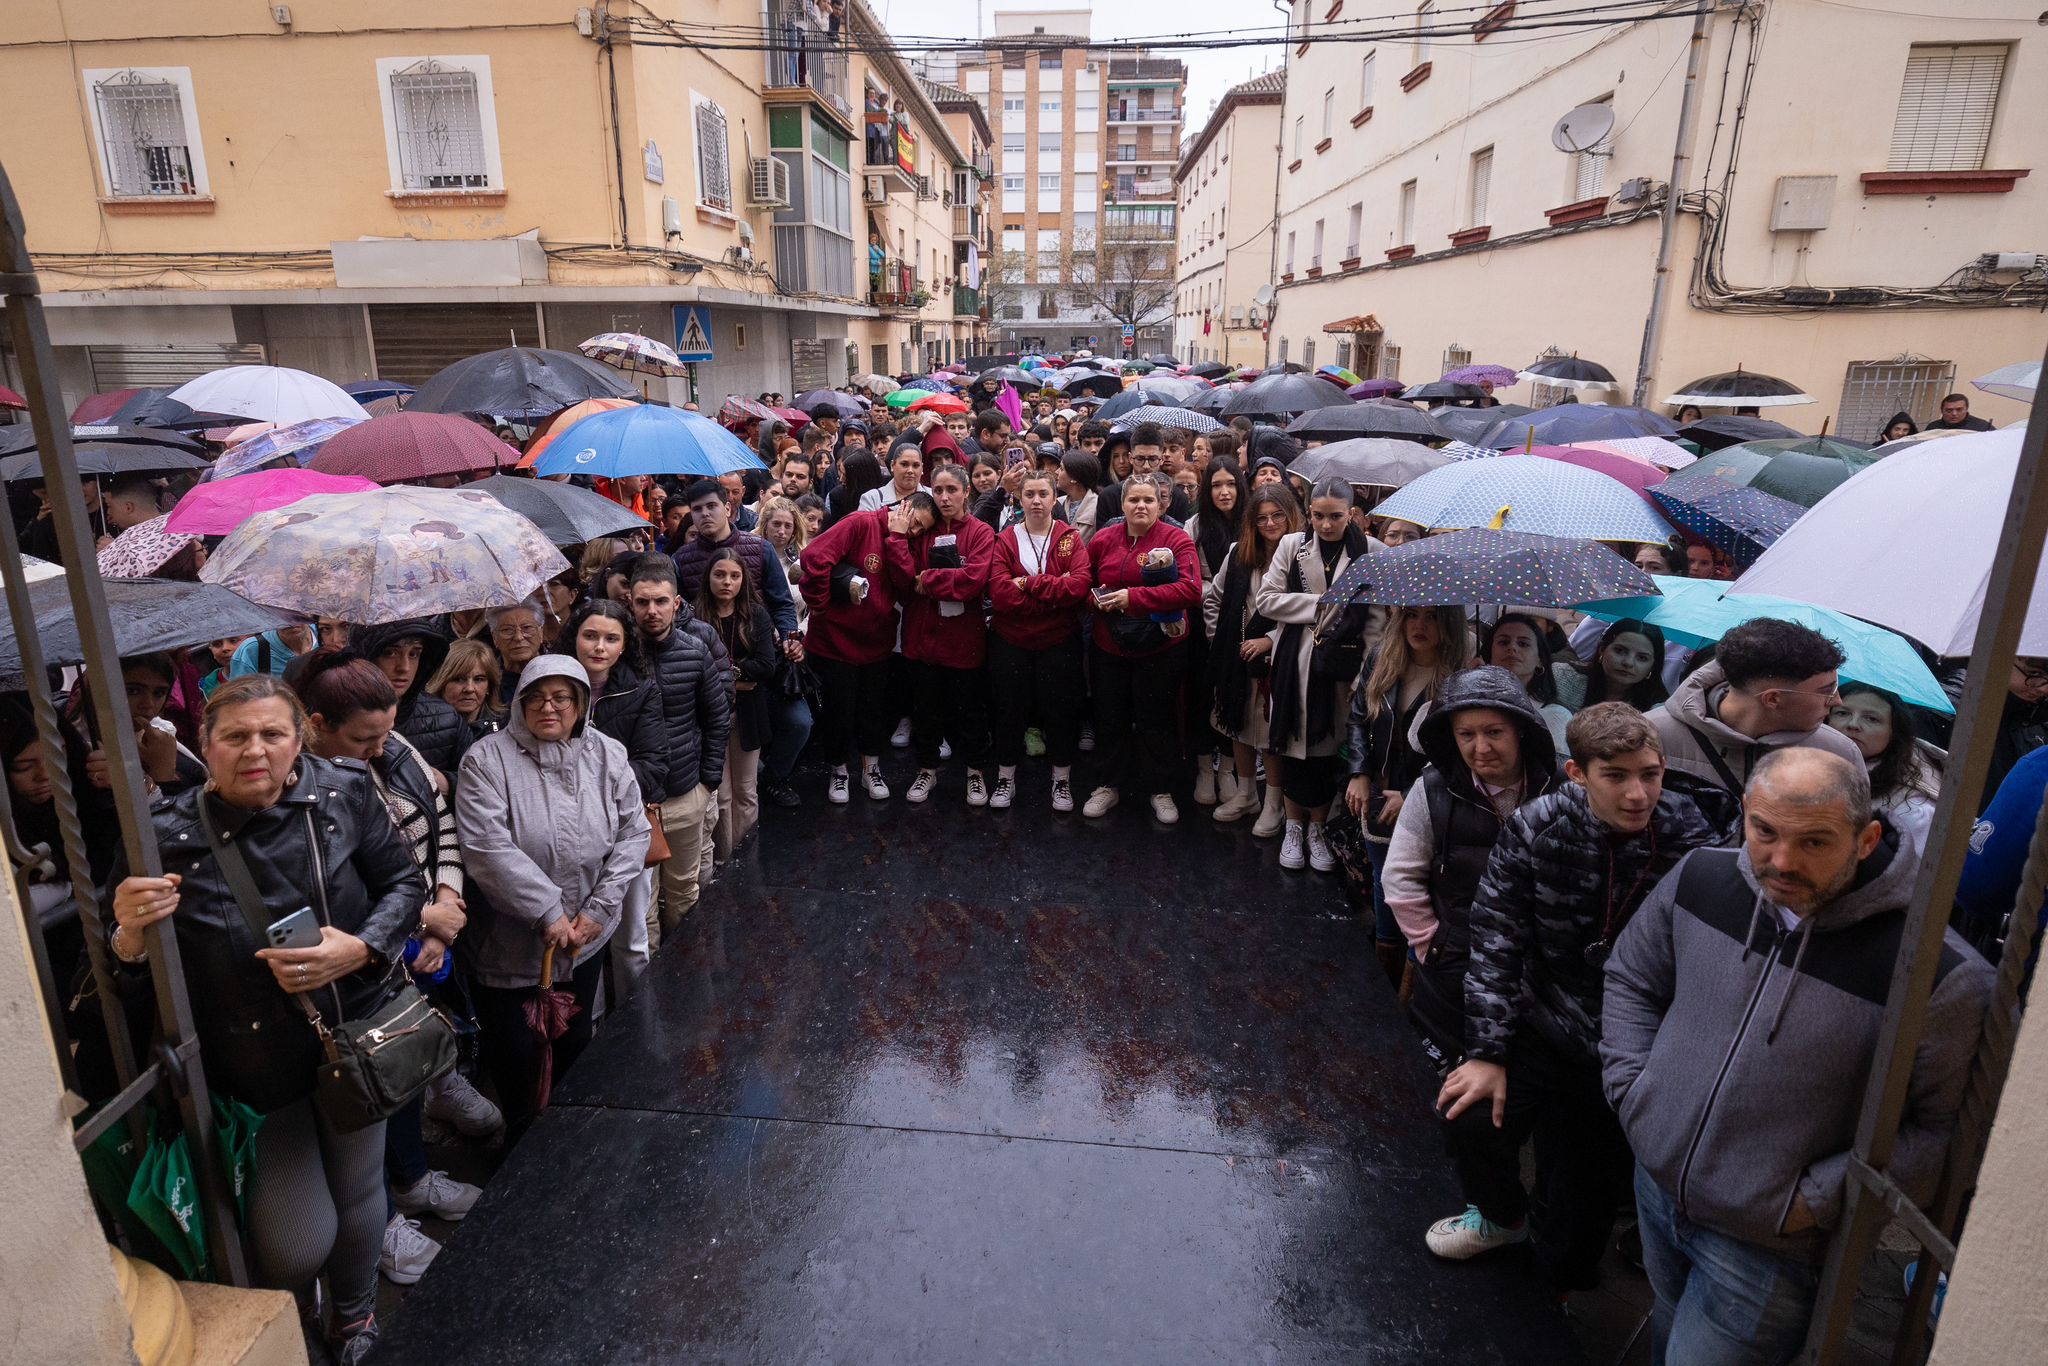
[354,618,472,782]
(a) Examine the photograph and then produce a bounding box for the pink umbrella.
[308,412,520,484]
[1529,444,1668,495]
[167,468,379,535]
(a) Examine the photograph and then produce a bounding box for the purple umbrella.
[1442,364,1519,388]
[1347,378,1405,399]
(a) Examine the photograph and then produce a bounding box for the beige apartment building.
[941,9,1184,357]
[0,0,988,409]
[1265,0,2044,436]
[1173,72,1284,370]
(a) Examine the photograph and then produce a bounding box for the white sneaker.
[1306,822,1336,873]
[907,769,937,803]
[863,765,890,800]
[1424,1206,1529,1261]
[965,772,989,807]
[1051,777,1074,812]
[1253,791,1287,839]
[379,1215,440,1286]
[828,768,851,804]
[424,1069,504,1139]
[1279,821,1307,870]
[1083,786,1120,818]
[1150,793,1180,825]
[1194,763,1218,806]
[989,774,1014,809]
[393,1169,481,1222]
[1078,724,1095,752]
[1212,788,1259,823]
[891,717,912,748]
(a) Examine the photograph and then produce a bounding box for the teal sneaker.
[1424,1205,1529,1260]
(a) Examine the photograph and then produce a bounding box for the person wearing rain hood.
[1602,749,1990,1366]
[1380,664,1564,1071]
[355,619,472,791]
[455,656,650,1138]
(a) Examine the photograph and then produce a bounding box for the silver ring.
[297,965,308,982]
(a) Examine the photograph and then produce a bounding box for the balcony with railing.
[763,4,852,129]
[869,257,926,313]
[1105,105,1183,125]
[1109,176,1176,203]
[952,203,985,242]
[954,285,983,318]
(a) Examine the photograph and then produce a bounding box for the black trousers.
[989,633,1085,767]
[1441,1028,1636,1292]
[911,659,992,769]
[813,654,893,766]
[1090,641,1186,796]
[471,950,606,1140]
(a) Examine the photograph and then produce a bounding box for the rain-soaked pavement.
[378,772,1588,1364]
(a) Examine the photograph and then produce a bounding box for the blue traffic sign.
[673,304,714,363]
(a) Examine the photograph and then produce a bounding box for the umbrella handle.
[540,943,555,988]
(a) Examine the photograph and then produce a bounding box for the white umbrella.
[169,365,370,425]
[1732,426,2045,656]
[1972,361,2040,405]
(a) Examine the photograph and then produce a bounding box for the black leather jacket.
[110,755,426,1113]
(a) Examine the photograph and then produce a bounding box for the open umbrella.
[1374,455,1674,543]
[1095,379,1210,420]
[526,946,582,1114]
[1430,404,1532,444]
[1675,414,1803,451]
[341,380,414,405]
[1224,372,1353,419]
[1579,576,1951,712]
[517,397,641,471]
[0,421,205,459]
[578,332,688,378]
[0,441,210,486]
[528,404,768,480]
[0,578,300,687]
[903,376,951,392]
[1870,428,1968,458]
[910,393,971,415]
[309,412,520,484]
[1519,355,1618,392]
[858,374,901,395]
[470,473,652,547]
[1660,437,1882,508]
[1142,353,1179,367]
[1529,444,1667,495]
[794,390,864,417]
[1323,529,1656,609]
[96,515,201,579]
[1287,399,1445,443]
[1316,365,1364,386]
[1402,381,1485,404]
[1289,437,1453,487]
[1046,369,1123,399]
[1346,378,1406,399]
[409,347,634,419]
[1108,405,1225,435]
[1649,476,1803,569]
[768,406,812,428]
[1575,435,1698,472]
[1733,426,2045,656]
[1663,367,1813,409]
[1181,386,1237,416]
[69,388,232,432]
[1481,405,1678,450]
[1972,361,2040,404]
[980,366,1038,388]
[168,468,380,535]
[1187,361,1230,380]
[717,395,777,425]
[1442,364,1520,388]
[202,485,569,625]
[0,385,24,410]
[168,366,370,425]
[882,388,927,410]
[208,416,367,480]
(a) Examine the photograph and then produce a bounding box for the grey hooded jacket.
[1602,831,1991,1256]
[455,656,652,989]
[1649,659,1865,797]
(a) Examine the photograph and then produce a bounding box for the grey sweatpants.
[248,1098,387,1325]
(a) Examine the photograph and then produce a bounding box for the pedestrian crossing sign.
[673,304,714,362]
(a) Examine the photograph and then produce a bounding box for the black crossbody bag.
[199,797,456,1133]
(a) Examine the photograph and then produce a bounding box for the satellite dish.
[1253,284,1278,309]
[1551,103,1616,155]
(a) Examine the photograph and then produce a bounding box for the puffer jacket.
[455,656,651,990]
[1463,781,1717,1066]
[112,756,425,1113]
[355,618,472,781]
[639,605,731,799]
[588,662,667,804]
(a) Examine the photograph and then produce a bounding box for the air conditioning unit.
[863,175,888,204]
[747,156,790,207]
[916,174,935,200]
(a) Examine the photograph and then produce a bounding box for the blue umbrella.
[1480,404,1678,449]
[341,380,415,404]
[1650,476,1803,568]
[1577,576,1951,712]
[529,405,767,479]
[904,376,950,392]
[1372,454,1674,543]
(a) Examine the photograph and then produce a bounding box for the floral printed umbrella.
[577,332,688,378]
[201,485,568,625]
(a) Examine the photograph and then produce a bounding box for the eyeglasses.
[495,624,540,640]
[522,693,577,713]
[2014,662,2048,686]
[1763,681,1841,703]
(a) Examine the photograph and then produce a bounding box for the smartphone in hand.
[266,906,322,950]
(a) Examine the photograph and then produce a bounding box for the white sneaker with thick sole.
[1424,1206,1529,1261]
[891,717,912,748]
[863,766,890,800]
[965,772,989,807]
[1194,764,1217,806]
[907,769,937,804]
[1306,822,1337,873]
[828,769,851,804]
[989,774,1015,809]
[1083,786,1120,818]
[379,1215,440,1286]
[1051,777,1074,812]
[1150,793,1180,825]
[424,1068,504,1139]
[1279,821,1307,870]
[1212,789,1259,823]
[392,1169,481,1222]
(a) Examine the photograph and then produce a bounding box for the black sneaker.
[762,778,802,809]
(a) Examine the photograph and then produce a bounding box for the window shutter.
[1469,149,1492,226]
[1572,98,1613,202]
[1889,45,2007,172]
[696,99,732,211]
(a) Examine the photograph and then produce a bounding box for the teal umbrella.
[1662,437,1884,507]
[1576,575,1952,712]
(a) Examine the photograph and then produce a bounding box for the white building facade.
[1174,72,1284,369]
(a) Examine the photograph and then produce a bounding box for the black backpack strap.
[1425,770,1453,875]
[1682,722,1748,799]
[255,635,272,675]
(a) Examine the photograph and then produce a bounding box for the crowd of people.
[12,367,2026,1365]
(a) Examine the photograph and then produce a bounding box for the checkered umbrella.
[1373,454,1674,543]
[578,332,689,378]
[1322,528,1658,608]
[1108,405,1224,434]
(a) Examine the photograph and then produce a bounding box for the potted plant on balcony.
[912,288,931,307]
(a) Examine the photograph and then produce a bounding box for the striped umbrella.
[578,332,689,378]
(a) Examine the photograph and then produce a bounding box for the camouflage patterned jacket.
[1463,782,1717,1065]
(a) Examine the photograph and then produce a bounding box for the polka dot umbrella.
[1320,528,1658,608]
[1371,453,1675,543]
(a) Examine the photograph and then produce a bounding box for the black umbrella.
[1182,387,1236,416]
[1095,380,1209,421]
[1662,368,1813,409]
[469,474,652,546]
[1430,404,1532,443]
[792,390,864,418]
[1223,373,1354,419]
[1048,370,1123,400]
[1321,529,1657,608]
[0,577,300,686]
[1676,415,1802,451]
[1286,399,1445,442]
[979,365,1038,388]
[1518,355,1619,391]
[1481,404,1677,449]
[0,441,212,485]
[89,389,238,432]
[408,347,635,419]
[1186,361,1230,379]
[0,422,206,459]
[1401,380,1486,404]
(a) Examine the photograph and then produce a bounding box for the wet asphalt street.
[377,771,1586,1364]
